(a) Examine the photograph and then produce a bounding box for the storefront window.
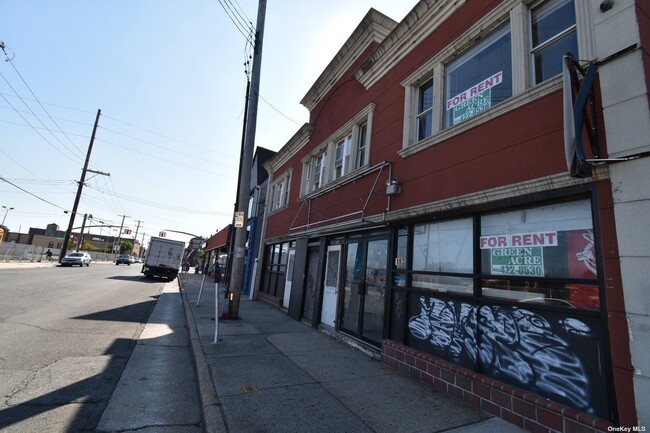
[261,242,290,298]
[480,199,599,309]
[413,218,473,273]
[412,275,473,294]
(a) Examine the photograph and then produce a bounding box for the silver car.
[61,252,92,267]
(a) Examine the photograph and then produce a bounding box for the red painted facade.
[258,1,644,430]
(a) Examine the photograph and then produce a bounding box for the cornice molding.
[300,9,397,112]
[380,168,610,223]
[264,124,313,173]
[355,0,467,89]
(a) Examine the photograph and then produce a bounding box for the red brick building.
[255,1,650,431]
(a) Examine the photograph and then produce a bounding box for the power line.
[260,94,301,126]
[0,85,84,166]
[85,182,231,215]
[0,67,85,162]
[0,174,68,211]
[3,47,86,158]
[98,126,238,166]
[217,0,254,43]
[95,137,236,177]
[225,0,253,31]
[0,91,95,115]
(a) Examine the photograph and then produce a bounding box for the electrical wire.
[95,137,235,177]
[217,0,254,43]
[3,49,86,158]
[0,71,85,164]
[260,94,302,126]
[99,113,239,161]
[0,87,84,166]
[84,182,230,216]
[98,126,238,169]
[0,174,69,211]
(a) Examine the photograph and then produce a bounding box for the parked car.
[115,254,133,265]
[61,252,91,267]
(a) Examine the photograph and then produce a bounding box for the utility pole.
[60,109,109,262]
[133,220,143,253]
[228,0,267,319]
[76,213,88,252]
[140,232,146,258]
[114,214,129,257]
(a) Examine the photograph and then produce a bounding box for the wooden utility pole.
[60,109,109,261]
[228,0,267,318]
[114,214,129,256]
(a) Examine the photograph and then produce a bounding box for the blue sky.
[1,1,414,245]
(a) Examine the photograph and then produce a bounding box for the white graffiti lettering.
[408,296,595,412]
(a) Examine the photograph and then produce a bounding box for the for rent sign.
[447,71,503,125]
[480,231,557,276]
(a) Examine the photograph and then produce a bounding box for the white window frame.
[417,78,435,141]
[400,0,593,156]
[269,170,292,213]
[312,152,326,190]
[529,0,578,85]
[334,134,352,180]
[301,103,375,197]
[355,122,368,169]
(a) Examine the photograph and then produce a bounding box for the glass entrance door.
[340,237,388,344]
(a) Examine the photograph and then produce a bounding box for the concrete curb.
[178,278,227,433]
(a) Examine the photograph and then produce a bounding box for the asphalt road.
[0,262,166,433]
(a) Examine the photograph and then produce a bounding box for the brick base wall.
[381,340,613,433]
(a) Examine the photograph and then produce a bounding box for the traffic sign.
[234,212,245,228]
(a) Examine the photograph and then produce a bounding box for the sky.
[1,0,415,246]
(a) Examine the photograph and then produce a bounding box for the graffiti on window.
[408,295,606,416]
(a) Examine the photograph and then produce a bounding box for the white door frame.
[320,245,341,327]
[283,249,295,309]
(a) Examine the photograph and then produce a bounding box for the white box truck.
[141,237,185,281]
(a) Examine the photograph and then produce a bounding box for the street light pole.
[1,205,14,226]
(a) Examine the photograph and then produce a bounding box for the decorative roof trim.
[300,9,397,112]
[355,0,467,89]
[264,123,313,173]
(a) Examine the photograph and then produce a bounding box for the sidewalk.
[97,280,202,432]
[178,273,527,433]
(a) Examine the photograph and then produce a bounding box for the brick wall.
[381,340,614,433]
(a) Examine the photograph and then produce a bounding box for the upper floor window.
[402,0,589,152]
[417,79,434,140]
[270,171,291,212]
[531,0,578,84]
[301,104,374,196]
[356,123,368,169]
[445,24,512,128]
[334,134,352,180]
[312,152,326,190]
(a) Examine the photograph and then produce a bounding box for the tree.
[118,240,133,254]
[81,240,101,252]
